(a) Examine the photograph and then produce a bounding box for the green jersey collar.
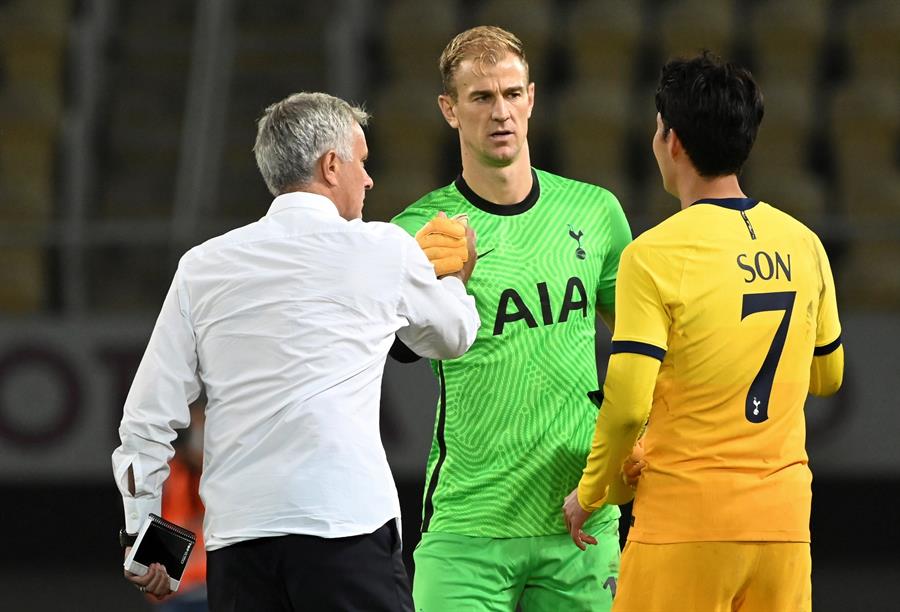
[454,168,541,216]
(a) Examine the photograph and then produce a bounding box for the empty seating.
[748,0,827,90]
[657,0,736,61]
[842,0,900,82]
[564,0,642,84]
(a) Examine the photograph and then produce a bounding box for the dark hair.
[655,51,764,177]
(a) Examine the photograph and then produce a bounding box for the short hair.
[253,92,370,196]
[655,51,764,177]
[439,26,529,98]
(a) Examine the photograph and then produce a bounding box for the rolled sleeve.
[111,273,201,532]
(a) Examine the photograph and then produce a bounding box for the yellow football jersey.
[615,197,842,543]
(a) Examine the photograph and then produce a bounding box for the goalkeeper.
[391,26,632,612]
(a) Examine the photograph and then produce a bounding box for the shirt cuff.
[123,495,162,533]
[577,481,605,513]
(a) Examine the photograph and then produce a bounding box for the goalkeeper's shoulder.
[391,186,458,235]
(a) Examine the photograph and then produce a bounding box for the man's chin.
[483,148,520,167]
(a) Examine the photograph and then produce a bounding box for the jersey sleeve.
[809,234,843,396]
[610,242,670,358]
[596,191,632,310]
[577,352,659,511]
[813,234,842,352]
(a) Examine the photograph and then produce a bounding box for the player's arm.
[578,352,659,510]
[563,242,669,548]
[395,232,480,360]
[810,341,843,396]
[595,190,632,334]
[809,235,844,397]
[390,209,472,362]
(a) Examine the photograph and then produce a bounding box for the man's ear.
[438,94,459,129]
[667,127,683,161]
[319,150,340,187]
[526,82,535,119]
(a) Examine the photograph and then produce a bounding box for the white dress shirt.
[112,192,479,550]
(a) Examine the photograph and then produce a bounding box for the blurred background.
[1,0,897,610]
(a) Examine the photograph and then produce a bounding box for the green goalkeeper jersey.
[392,168,632,537]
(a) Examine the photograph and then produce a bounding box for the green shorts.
[412,519,620,612]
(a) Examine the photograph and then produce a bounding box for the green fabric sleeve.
[596,192,632,309]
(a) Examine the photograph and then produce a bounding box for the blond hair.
[439,26,528,97]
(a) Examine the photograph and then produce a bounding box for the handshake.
[415,212,477,283]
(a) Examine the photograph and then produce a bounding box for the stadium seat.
[0,26,67,121]
[744,168,827,228]
[382,0,458,81]
[843,0,900,82]
[564,0,642,83]
[97,83,183,219]
[233,18,324,87]
[236,0,307,24]
[840,239,900,310]
[85,244,170,313]
[118,0,195,28]
[0,121,57,223]
[840,172,900,224]
[0,248,45,313]
[361,170,442,223]
[743,79,814,172]
[555,81,632,199]
[657,0,736,61]
[474,0,554,79]
[218,140,272,220]
[369,78,448,177]
[0,0,71,35]
[829,78,900,215]
[748,0,827,90]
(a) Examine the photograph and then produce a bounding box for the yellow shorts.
[614,541,811,612]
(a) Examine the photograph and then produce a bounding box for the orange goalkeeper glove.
[415,212,469,277]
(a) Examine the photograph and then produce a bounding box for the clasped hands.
[415,212,476,281]
[563,441,647,551]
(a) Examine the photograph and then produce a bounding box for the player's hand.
[622,439,647,489]
[445,223,477,285]
[415,212,468,277]
[123,548,173,601]
[562,489,598,551]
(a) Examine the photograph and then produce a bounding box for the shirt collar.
[691,197,759,211]
[454,168,541,216]
[266,191,342,218]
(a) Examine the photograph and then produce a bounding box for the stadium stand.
[0,0,70,312]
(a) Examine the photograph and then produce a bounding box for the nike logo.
[477,248,495,259]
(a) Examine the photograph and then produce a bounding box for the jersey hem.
[424,515,622,540]
[627,530,810,544]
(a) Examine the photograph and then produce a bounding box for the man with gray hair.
[113,91,480,611]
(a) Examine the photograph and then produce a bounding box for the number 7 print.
[741,291,796,423]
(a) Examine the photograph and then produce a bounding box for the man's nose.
[491,97,510,121]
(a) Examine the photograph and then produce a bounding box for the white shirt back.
[112,192,479,550]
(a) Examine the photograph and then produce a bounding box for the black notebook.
[123,513,196,592]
